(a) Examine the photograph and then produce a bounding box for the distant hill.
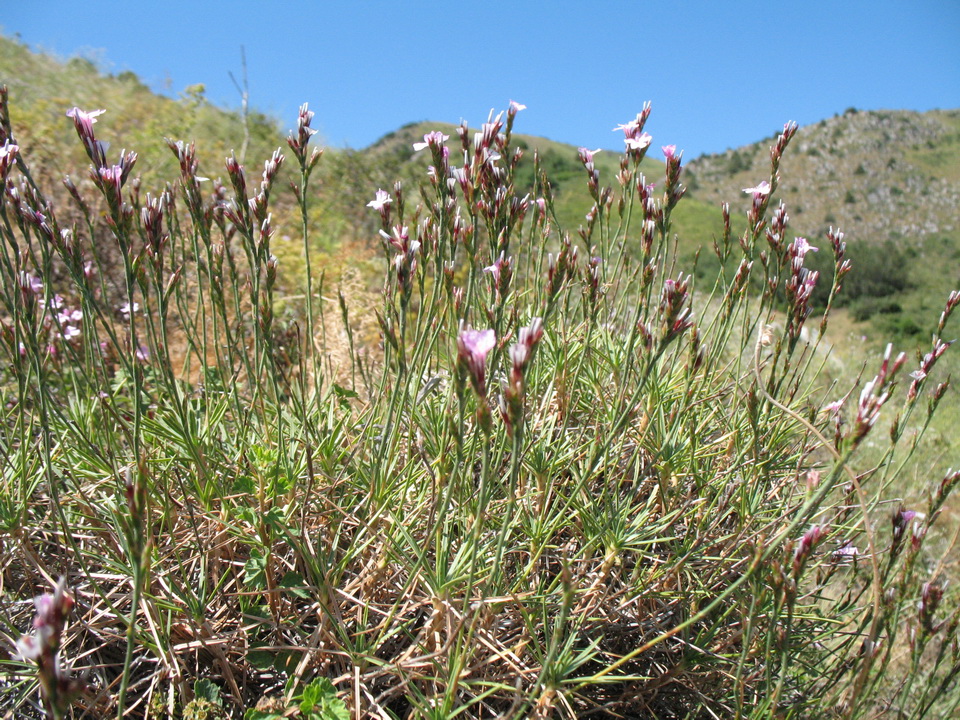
[685,108,960,248]
[3,33,959,340]
[361,119,659,230]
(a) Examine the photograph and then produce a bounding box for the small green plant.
[183,679,228,719]
[246,678,348,720]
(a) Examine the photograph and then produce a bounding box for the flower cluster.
[483,251,512,304]
[918,581,944,634]
[659,274,694,345]
[578,147,602,201]
[891,506,924,561]
[545,235,579,312]
[413,130,451,184]
[613,103,652,162]
[937,289,960,336]
[380,224,420,296]
[16,578,85,718]
[853,343,906,445]
[287,102,322,171]
[457,326,496,401]
[784,236,819,341]
[457,325,496,433]
[499,318,544,438]
[793,524,827,578]
[907,337,951,401]
[661,144,685,213]
[0,138,18,180]
[51,295,83,343]
[66,107,137,219]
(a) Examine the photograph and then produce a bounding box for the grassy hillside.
[0,34,283,186]
[360,119,726,256]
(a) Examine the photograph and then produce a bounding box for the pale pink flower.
[613,118,642,135]
[822,399,844,416]
[458,326,496,396]
[833,543,859,559]
[483,252,507,286]
[578,148,602,164]
[625,133,652,151]
[742,181,771,197]
[120,302,139,317]
[612,106,651,138]
[0,139,19,178]
[65,107,105,138]
[477,146,501,165]
[366,188,392,211]
[459,328,496,364]
[63,309,83,323]
[661,145,677,160]
[508,100,526,113]
[0,139,18,159]
[413,131,450,152]
[791,236,818,259]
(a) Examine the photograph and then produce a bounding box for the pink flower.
[508,100,526,114]
[625,133,652,151]
[459,328,496,365]
[458,326,496,397]
[65,107,105,138]
[613,118,642,135]
[790,237,818,260]
[578,148,602,164]
[413,131,450,152]
[0,139,19,178]
[612,105,651,139]
[367,188,392,211]
[379,225,411,254]
[822,399,844,416]
[832,543,859,559]
[661,145,677,160]
[483,252,507,286]
[0,139,18,159]
[742,181,771,197]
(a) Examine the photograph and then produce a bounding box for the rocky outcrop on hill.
[685,109,960,247]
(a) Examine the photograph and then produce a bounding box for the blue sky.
[3,1,959,160]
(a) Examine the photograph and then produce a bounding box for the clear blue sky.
[4,1,959,160]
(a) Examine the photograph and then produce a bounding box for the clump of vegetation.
[1,88,959,720]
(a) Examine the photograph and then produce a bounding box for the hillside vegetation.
[5,33,957,347]
[687,108,960,340]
